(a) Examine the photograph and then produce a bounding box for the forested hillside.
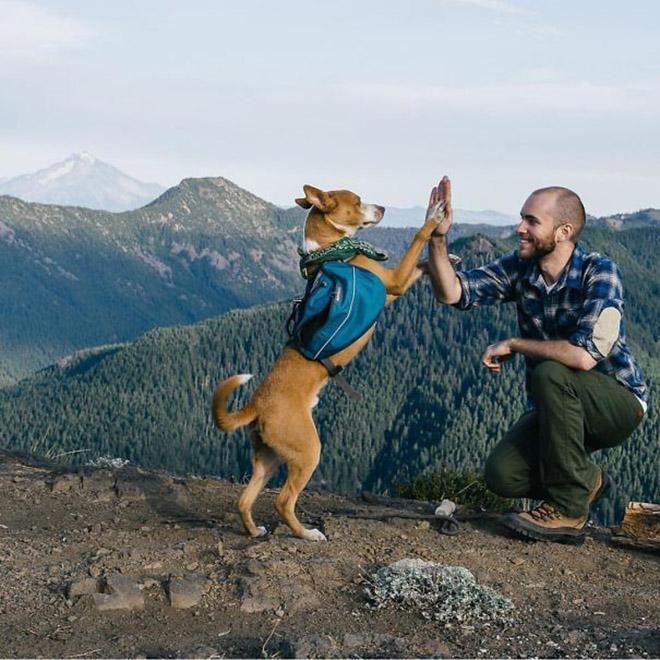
[0,227,656,525]
[0,180,522,385]
[0,178,301,383]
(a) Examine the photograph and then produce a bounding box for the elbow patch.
[592,307,621,356]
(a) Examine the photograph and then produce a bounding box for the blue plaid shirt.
[454,243,648,405]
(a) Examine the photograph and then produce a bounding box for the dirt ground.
[0,450,658,659]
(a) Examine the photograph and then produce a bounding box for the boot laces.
[528,502,561,521]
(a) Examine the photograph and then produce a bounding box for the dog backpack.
[286,261,387,363]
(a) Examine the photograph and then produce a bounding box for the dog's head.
[295,185,385,239]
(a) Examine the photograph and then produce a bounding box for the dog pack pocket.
[287,261,387,362]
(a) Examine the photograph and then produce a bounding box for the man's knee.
[531,360,572,398]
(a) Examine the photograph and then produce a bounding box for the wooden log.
[611,502,660,553]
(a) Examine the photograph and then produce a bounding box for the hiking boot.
[503,502,587,544]
[588,467,612,507]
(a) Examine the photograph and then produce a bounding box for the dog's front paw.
[302,528,327,542]
[253,526,268,538]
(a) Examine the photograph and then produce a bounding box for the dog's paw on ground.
[302,527,327,542]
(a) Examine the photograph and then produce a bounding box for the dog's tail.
[212,374,257,432]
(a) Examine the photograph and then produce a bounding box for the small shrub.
[394,465,512,513]
[364,558,514,624]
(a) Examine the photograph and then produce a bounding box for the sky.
[1,0,659,216]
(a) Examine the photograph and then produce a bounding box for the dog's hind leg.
[238,428,281,538]
[273,420,326,541]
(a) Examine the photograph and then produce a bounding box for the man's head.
[517,187,586,260]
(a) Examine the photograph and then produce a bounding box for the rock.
[92,573,144,611]
[216,541,224,557]
[239,577,280,613]
[167,573,211,609]
[68,577,99,597]
[50,474,80,494]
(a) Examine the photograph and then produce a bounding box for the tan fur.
[213,185,440,540]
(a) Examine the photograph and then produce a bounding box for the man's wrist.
[429,234,448,250]
[508,337,521,352]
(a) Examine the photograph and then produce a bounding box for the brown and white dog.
[212,184,444,541]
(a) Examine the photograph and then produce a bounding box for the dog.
[212,184,444,541]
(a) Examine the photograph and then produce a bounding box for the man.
[425,176,648,543]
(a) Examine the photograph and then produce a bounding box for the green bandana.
[298,236,389,279]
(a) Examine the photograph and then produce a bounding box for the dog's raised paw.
[302,528,327,542]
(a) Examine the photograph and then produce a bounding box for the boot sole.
[503,514,586,545]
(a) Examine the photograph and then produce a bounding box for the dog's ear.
[298,185,335,212]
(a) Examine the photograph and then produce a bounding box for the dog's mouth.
[360,204,385,228]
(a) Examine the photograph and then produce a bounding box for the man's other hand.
[482,339,515,373]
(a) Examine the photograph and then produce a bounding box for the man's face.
[517,192,559,260]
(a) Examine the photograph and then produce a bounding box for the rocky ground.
[0,450,658,659]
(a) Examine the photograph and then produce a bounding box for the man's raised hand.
[425,176,453,238]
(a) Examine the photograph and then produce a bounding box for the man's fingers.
[482,353,502,373]
[442,176,452,207]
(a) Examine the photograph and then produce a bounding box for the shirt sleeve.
[453,251,519,310]
[568,258,624,362]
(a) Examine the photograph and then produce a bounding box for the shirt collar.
[523,243,584,292]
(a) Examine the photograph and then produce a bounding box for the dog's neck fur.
[303,210,356,252]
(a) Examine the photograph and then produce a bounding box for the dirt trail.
[0,451,657,659]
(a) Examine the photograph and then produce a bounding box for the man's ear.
[557,222,574,242]
[297,185,334,212]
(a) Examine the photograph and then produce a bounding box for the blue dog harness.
[287,244,388,398]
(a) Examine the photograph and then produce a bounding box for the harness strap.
[319,358,362,400]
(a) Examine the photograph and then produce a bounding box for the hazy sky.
[1,0,659,215]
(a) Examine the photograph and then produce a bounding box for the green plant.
[394,465,512,513]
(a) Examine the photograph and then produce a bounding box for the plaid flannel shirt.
[454,243,648,406]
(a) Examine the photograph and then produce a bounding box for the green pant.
[484,361,645,517]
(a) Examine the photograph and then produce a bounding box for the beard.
[519,235,557,260]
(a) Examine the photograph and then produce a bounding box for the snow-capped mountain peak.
[0,153,165,212]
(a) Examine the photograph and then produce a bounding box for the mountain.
[590,208,660,231]
[0,153,166,211]
[382,206,516,229]
[0,177,303,383]
[0,227,656,527]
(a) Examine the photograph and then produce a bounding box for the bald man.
[425,177,647,544]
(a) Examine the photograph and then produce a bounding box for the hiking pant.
[484,361,645,517]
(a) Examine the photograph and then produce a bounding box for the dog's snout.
[375,205,385,218]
